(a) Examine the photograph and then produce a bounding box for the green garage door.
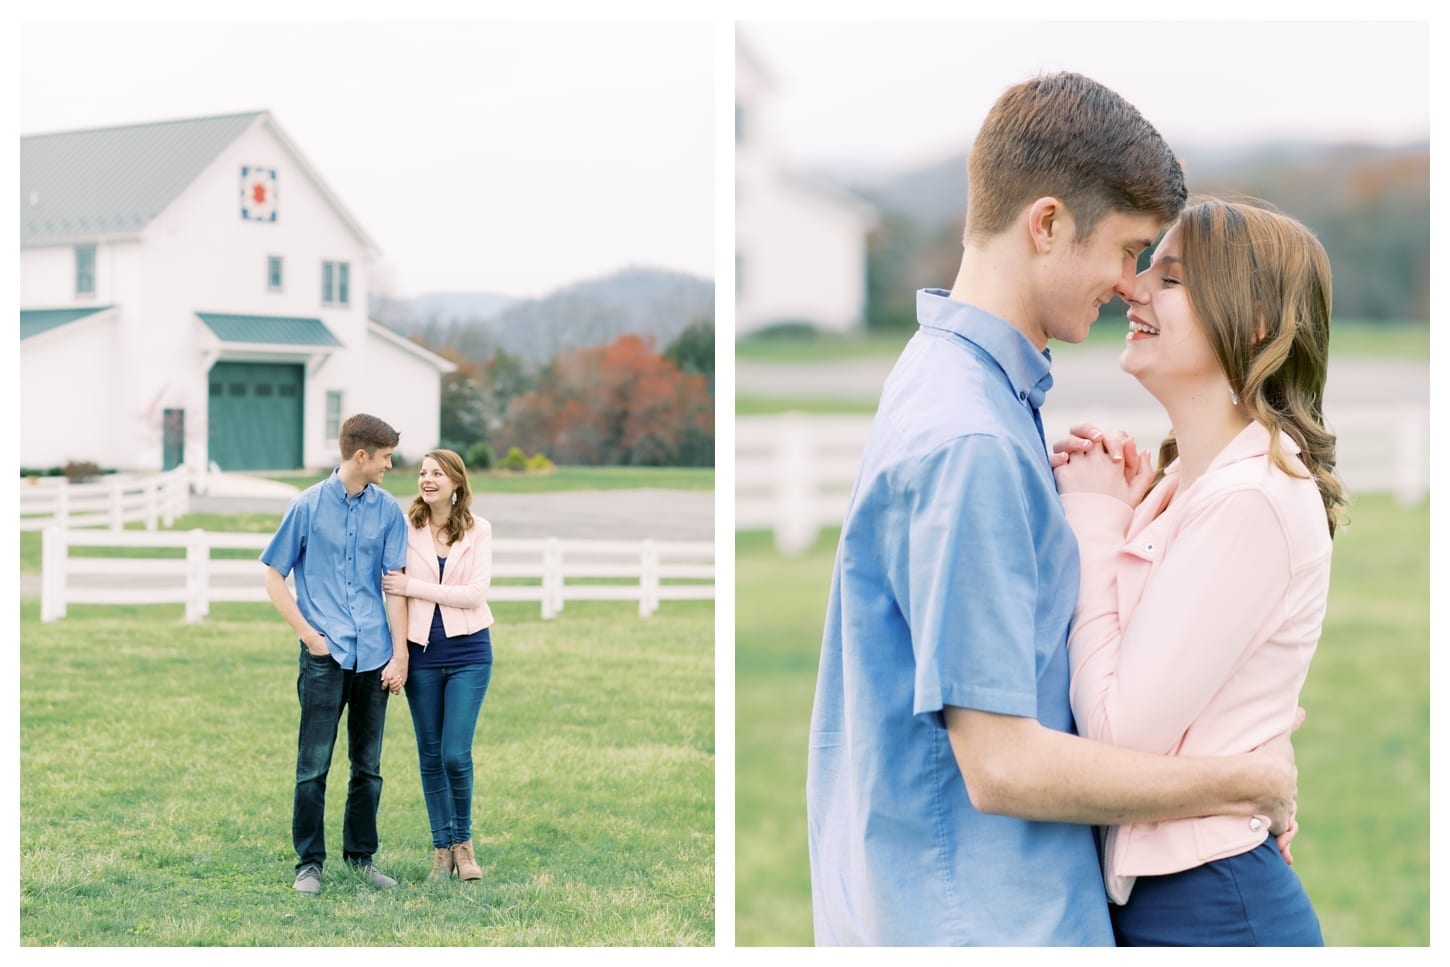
[208,362,304,470]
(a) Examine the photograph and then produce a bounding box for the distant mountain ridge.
[838,138,1429,324]
[371,266,714,362]
[371,291,518,333]
[819,139,1431,232]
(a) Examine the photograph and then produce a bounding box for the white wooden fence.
[20,468,190,532]
[39,530,713,623]
[739,406,1430,555]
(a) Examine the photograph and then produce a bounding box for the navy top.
[407,556,492,668]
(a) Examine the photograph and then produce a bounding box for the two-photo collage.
[13,13,1432,951]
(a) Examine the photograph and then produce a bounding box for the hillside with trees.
[830,141,1428,330]
[382,267,715,468]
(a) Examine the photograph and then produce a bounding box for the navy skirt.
[1110,839,1324,946]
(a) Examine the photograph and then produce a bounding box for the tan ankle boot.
[429,846,455,881]
[452,840,482,880]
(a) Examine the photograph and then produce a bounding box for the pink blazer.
[398,516,495,646]
[1060,421,1332,904]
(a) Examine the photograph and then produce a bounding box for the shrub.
[464,441,495,471]
[500,446,529,472]
[526,452,556,473]
[63,461,103,483]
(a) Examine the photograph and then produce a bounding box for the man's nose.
[1116,269,1148,306]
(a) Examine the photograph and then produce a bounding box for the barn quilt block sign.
[241,166,278,221]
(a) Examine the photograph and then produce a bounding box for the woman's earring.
[451,492,457,506]
[1230,389,1240,405]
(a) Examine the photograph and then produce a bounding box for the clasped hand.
[1049,422,1154,507]
[381,570,408,595]
[380,656,407,695]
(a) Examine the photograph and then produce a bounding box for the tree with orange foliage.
[498,333,713,466]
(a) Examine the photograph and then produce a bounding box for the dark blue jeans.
[293,646,390,871]
[1111,839,1324,946]
[403,662,492,848]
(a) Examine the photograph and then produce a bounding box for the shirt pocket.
[356,513,385,562]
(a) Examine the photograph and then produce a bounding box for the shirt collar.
[324,467,372,502]
[1164,420,1302,478]
[916,288,1054,407]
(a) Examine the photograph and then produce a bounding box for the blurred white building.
[735,36,875,337]
[19,110,453,474]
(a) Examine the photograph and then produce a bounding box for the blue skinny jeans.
[403,662,492,848]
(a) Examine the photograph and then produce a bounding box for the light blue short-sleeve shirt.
[806,290,1113,946]
[260,469,408,672]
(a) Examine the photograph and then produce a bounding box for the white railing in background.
[739,406,1430,555]
[40,530,713,623]
[20,467,190,532]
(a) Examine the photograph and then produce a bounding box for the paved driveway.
[193,488,713,542]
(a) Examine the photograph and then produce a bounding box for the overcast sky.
[20,19,714,300]
[739,20,1430,174]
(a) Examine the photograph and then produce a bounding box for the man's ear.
[1027,197,1069,254]
[350,448,368,465]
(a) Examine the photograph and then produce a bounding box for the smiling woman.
[1052,197,1343,945]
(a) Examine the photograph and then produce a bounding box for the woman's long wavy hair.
[1151,198,1346,536]
[407,448,474,545]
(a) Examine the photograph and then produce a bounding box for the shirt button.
[1249,818,1263,832]
[1018,391,1027,400]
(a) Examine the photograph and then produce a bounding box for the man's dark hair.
[966,72,1186,242]
[338,413,400,460]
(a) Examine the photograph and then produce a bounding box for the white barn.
[19,110,453,475]
[735,36,875,336]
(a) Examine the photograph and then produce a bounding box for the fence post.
[109,476,124,531]
[1394,407,1428,507]
[144,476,159,531]
[775,412,817,556]
[640,540,660,618]
[41,526,66,623]
[542,538,562,620]
[185,529,209,623]
[168,467,187,526]
[162,471,176,528]
[56,485,70,531]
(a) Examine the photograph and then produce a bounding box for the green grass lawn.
[266,466,715,498]
[20,599,714,946]
[734,493,1429,946]
[737,319,1427,364]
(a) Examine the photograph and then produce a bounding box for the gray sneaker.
[355,862,398,889]
[293,864,322,895]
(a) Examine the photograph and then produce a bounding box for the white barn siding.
[738,176,870,334]
[136,119,374,472]
[734,36,873,337]
[19,317,120,469]
[353,326,448,464]
[20,111,449,474]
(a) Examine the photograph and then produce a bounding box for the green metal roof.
[20,112,265,243]
[196,312,343,347]
[20,305,114,340]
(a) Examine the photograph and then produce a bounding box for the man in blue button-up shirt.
[807,73,1301,945]
[262,413,409,894]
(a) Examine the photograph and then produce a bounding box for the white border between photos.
[7,0,1446,961]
